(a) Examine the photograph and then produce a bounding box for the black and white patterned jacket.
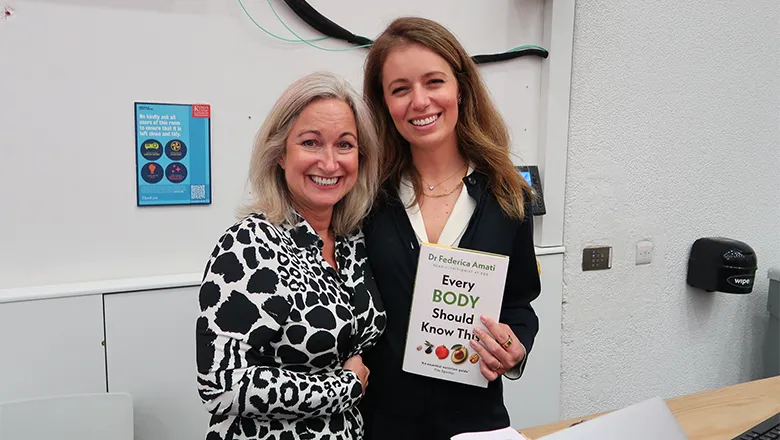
[196,213,386,440]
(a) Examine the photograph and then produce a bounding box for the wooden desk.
[520,375,780,439]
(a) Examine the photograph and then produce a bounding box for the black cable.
[281,0,549,63]
[473,49,549,64]
[282,0,372,46]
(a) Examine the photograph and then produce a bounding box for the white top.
[398,167,477,247]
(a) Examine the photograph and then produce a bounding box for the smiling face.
[279,98,359,220]
[381,43,460,151]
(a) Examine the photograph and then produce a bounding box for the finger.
[473,327,514,367]
[479,359,499,381]
[478,317,517,360]
[469,338,502,371]
[494,325,524,364]
[498,325,524,364]
[480,315,508,341]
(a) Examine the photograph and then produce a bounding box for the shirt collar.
[278,213,324,250]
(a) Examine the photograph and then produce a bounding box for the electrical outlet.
[635,240,654,265]
[582,246,612,271]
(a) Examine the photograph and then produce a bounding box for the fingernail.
[480,315,488,323]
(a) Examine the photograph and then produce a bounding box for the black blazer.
[359,170,542,439]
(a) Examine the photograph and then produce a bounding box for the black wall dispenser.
[686,237,757,294]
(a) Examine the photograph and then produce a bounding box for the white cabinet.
[0,250,562,440]
[103,287,210,440]
[503,252,563,429]
[0,295,106,402]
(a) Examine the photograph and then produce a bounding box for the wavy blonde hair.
[240,71,379,236]
[363,17,534,220]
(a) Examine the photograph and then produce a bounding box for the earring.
[458,95,462,104]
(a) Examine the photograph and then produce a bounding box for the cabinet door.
[103,286,209,440]
[503,253,563,429]
[0,295,106,402]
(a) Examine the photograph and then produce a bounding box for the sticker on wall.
[2,5,15,21]
[134,102,211,206]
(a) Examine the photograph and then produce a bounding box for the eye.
[338,141,355,150]
[391,86,408,95]
[428,78,444,85]
[301,139,317,148]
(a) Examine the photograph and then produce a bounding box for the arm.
[468,201,542,381]
[500,203,542,378]
[196,221,363,420]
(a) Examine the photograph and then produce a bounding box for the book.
[402,242,510,388]
[451,426,530,440]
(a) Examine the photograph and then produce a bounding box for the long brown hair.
[363,16,533,220]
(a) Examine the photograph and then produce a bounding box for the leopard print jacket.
[196,213,387,439]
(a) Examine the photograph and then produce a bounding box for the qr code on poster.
[191,185,206,200]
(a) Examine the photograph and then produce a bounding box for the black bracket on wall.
[281,0,549,64]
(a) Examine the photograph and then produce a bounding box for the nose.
[410,85,429,111]
[319,146,339,173]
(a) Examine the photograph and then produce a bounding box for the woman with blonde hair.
[196,71,386,440]
[359,17,542,439]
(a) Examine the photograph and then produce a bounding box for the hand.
[343,355,370,395]
[469,315,526,381]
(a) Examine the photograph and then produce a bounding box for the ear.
[278,154,286,169]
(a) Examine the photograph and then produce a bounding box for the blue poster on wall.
[134,102,212,206]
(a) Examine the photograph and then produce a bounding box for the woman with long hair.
[359,17,542,439]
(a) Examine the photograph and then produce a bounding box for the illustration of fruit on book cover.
[403,242,509,388]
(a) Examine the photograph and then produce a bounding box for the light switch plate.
[635,241,654,265]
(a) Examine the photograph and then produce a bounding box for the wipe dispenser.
[686,237,757,294]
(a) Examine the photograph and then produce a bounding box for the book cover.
[402,242,510,388]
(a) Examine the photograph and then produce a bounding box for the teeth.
[311,176,338,186]
[411,114,438,126]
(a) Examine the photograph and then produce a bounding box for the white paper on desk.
[451,426,531,440]
[539,397,688,440]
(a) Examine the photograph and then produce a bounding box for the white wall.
[560,0,780,418]
[0,0,545,289]
[0,0,567,436]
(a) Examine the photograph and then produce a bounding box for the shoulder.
[219,212,287,246]
[202,213,292,291]
[205,213,291,271]
[342,227,365,243]
[365,183,400,226]
[339,228,367,258]
[469,169,533,225]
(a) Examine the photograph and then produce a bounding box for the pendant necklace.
[421,163,467,191]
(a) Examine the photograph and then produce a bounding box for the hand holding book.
[469,315,527,381]
[403,243,512,387]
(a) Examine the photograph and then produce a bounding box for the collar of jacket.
[462,168,489,202]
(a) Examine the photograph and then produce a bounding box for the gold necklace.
[423,181,463,198]
[421,164,467,191]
